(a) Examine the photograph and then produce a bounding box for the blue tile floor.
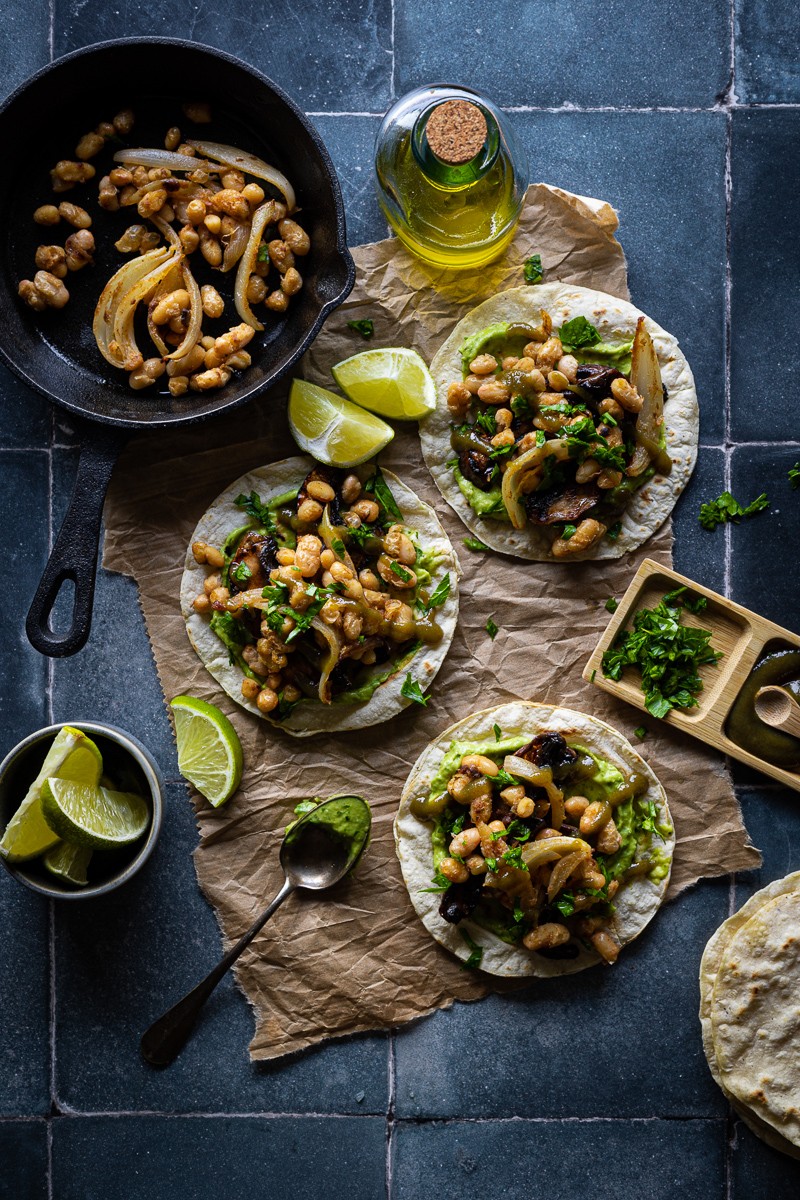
[2,0,800,1196]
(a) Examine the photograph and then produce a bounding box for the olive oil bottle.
[374,85,528,270]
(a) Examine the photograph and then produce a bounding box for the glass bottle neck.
[411,102,500,188]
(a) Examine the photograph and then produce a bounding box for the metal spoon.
[140,794,371,1067]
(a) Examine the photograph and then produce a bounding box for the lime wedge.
[288,379,394,467]
[40,779,149,850]
[0,726,103,862]
[170,695,243,807]
[332,348,435,420]
[43,841,93,887]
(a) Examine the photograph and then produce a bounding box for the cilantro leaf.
[790,462,800,490]
[605,597,619,613]
[485,617,499,639]
[601,592,722,719]
[421,870,451,894]
[558,316,601,351]
[364,467,403,522]
[464,537,491,552]
[473,409,497,436]
[493,723,502,742]
[234,490,276,531]
[633,726,647,740]
[504,819,531,843]
[510,395,532,419]
[607,521,622,542]
[554,892,576,918]
[346,318,374,339]
[401,674,429,706]
[484,857,498,873]
[390,560,412,582]
[460,929,484,970]
[562,524,577,540]
[699,491,769,531]
[423,572,451,611]
[523,254,543,284]
[257,244,269,262]
[501,846,529,871]
[231,561,252,584]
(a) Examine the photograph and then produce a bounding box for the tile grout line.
[388,0,396,103]
[385,1031,396,1200]
[304,101,800,117]
[40,1109,728,1123]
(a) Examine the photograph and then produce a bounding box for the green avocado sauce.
[286,795,371,866]
[452,465,509,520]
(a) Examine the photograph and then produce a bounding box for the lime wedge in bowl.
[0,725,103,862]
[170,695,243,807]
[332,348,435,420]
[40,779,150,850]
[288,379,394,467]
[43,841,93,887]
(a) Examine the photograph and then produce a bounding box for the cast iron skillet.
[0,39,355,657]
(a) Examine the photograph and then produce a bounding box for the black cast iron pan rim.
[0,35,356,428]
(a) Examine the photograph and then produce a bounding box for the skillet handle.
[26,423,128,658]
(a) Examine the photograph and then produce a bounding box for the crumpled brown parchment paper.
[103,184,760,1060]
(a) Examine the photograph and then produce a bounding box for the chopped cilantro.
[493,723,502,741]
[484,857,498,873]
[364,467,403,522]
[231,561,252,584]
[234,490,275,531]
[502,846,528,871]
[463,537,491,552]
[790,462,800,490]
[346,318,374,339]
[562,524,577,540]
[401,674,429,706]
[605,597,619,613]
[423,572,451,611]
[331,537,346,557]
[554,893,576,918]
[510,395,532,419]
[590,669,596,682]
[633,726,647,740]
[607,521,622,542]
[699,491,769,531]
[493,767,517,788]
[523,254,543,284]
[473,409,497,436]
[505,819,531,843]
[513,902,525,925]
[485,617,499,639]
[390,560,412,582]
[421,869,451,894]
[256,244,269,262]
[558,316,601,351]
[460,929,483,970]
[602,592,722,718]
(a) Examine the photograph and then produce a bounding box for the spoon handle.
[141,877,295,1067]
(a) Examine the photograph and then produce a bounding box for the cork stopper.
[425,100,487,166]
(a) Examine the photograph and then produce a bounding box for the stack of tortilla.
[699,872,800,1158]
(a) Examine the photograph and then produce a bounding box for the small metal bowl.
[0,722,164,900]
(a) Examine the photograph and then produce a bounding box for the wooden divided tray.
[583,558,800,793]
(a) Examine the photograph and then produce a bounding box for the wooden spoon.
[754,686,800,738]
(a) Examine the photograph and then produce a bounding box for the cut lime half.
[170,696,243,808]
[43,841,93,887]
[332,348,436,420]
[288,379,394,468]
[0,726,103,863]
[40,779,149,850]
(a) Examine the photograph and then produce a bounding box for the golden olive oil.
[374,85,528,270]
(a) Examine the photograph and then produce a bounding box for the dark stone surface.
[728,444,800,632]
[730,110,800,442]
[51,1115,387,1200]
[0,6,49,102]
[49,449,179,778]
[0,875,49,1117]
[52,1,393,112]
[394,879,729,1119]
[395,0,730,107]
[735,0,800,104]
[312,116,386,247]
[392,1117,727,1199]
[0,1121,48,1200]
[731,1118,800,1197]
[508,112,728,445]
[673,446,726,593]
[54,784,389,1113]
[0,369,51,451]
[734,788,800,906]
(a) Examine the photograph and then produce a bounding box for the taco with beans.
[181,456,459,736]
[395,701,674,976]
[420,282,698,559]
